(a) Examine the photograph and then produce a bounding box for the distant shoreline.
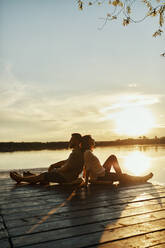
[0,137,165,152]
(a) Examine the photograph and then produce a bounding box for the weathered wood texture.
[0,173,165,248]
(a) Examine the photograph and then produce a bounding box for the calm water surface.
[0,145,165,185]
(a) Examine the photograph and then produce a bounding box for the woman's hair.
[81,135,92,151]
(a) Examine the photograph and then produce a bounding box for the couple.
[10,133,153,186]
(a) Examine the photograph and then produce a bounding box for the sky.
[0,0,164,142]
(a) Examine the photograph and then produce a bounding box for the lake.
[0,145,165,185]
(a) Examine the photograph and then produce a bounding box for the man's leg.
[23,171,36,177]
[48,160,66,172]
[103,155,122,175]
[10,171,47,184]
[10,170,67,185]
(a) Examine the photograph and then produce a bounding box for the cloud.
[0,63,164,141]
[128,83,137,88]
[0,81,117,140]
[101,94,160,114]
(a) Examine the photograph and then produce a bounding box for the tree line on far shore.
[0,136,165,152]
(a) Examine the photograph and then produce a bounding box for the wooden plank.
[7,203,165,236]
[0,216,8,240]
[0,239,11,248]
[3,191,165,226]
[2,190,165,221]
[2,187,165,219]
[15,229,165,248]
[2,187,164,209]
[0,182,163,201]
[1,186,164,217]
[3,200,165,233]
[0,225,8,240]
[1,192,164,217]
[11,210,165,247]
[0,186,64,199]
[0,190,70,210]
[95,230,165,248]
[0,182,67,195]
[1,185,165,211]
[1,177,164,248]
[147,244,165,248]
[0,216,3,224]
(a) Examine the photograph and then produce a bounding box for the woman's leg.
[102,154,153,184]
[103,154,122,175]
[119,173,153,184]
[98,172,120,182]
[97,172,153,184]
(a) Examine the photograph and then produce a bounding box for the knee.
[109,154,117,160]
[48,164,53,172]
[41,172,49,181]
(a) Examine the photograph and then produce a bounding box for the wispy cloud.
[101,94,160,113]
[0,64,164,141]
[128,83,137,88]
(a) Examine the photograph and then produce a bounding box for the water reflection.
[123,151,151,176]
[138,145,159,152]
[0,145,165,184]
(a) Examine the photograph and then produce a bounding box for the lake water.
[0,145,165,185]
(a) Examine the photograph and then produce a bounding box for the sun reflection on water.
[123,151,151,176]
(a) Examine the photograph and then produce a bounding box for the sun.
[114,107,155,136]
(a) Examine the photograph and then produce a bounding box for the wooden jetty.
[0,171,165,248]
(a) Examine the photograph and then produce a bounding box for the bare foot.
[143,172,153,182]
[23,171,36,177]
[10,171,22,183]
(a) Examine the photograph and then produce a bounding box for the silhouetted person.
[10,133,84,185]
[81,135,153,186]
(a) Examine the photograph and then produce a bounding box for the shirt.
[56,148,84,182]
[84,150,105,180]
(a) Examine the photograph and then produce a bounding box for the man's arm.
[48,160,67,172]
[83,151,92,187]
[85,170,90,187]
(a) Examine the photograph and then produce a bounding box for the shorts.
[97,171,120,182]
[43,169,67,183]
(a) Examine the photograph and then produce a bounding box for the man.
[10,133,84,184]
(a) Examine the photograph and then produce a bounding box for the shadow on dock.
[0,176,165,248]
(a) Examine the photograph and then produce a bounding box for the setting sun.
[114,107,155,136]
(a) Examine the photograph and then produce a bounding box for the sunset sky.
[0,0,164,142]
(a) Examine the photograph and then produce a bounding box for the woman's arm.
[83,167,86,178]
[84,150,94,186]
[83,167,89,187]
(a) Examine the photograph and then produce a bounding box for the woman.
[81,135,153,186]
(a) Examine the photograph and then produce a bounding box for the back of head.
[72,133,82,144]
[81,135,92,152]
